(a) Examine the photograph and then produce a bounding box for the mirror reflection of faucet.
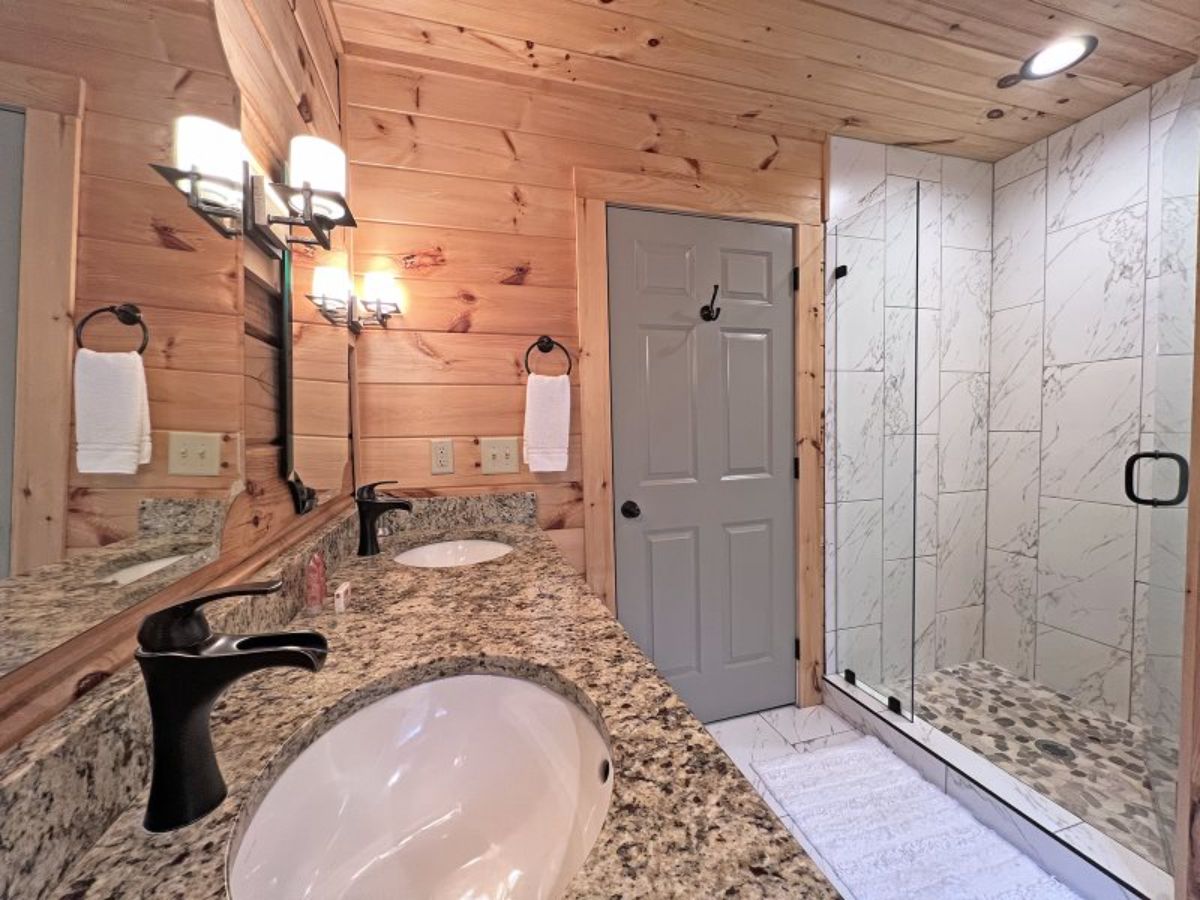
[134,580,328,832]
[355,481,413,556]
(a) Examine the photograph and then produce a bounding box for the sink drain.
[1035,739,1075,762]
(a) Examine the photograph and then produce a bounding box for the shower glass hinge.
[834,264,848,279]
[844,669,856,685]
[887,696,903,715]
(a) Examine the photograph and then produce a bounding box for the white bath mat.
[754,736,1081,900]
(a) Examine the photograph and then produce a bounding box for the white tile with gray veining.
[995,139,1048,190]
[940,248,990,371]
[882,557,915,684]
[828,136,886,234]
[916,309,940,434]
[989,303,1044,431]
[835,372,884,501]
[918,180,942,309]
[916,434,938,557]
[987,431,1040,557]
[887,146,942,182]
[1044,204,1146,365]
[835,499,883,629]
[883,307,916,435]
[1035,624,1132,719]
[984,549,1037,679]
[936,490,986,610]
[885,176,918,308]
[992,170,1046,311]
[834,235,885,372]
[1047,90,1149,233]
[941,157,993,250]
[882,434,915,561]
[938,372,988,492]
[1143,352,1193,435]
[1038,497,1136,649]
[1041,358,1141,505]
[936,605,984,669]
[914,556,937,674]
[837,623,883,683]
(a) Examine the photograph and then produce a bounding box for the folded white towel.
[74,349,152,474]
[523,373,570,472]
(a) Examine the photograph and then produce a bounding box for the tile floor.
[706,705,861,897]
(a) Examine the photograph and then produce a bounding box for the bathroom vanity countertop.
[54,524,838,898]
[0,532,218,679]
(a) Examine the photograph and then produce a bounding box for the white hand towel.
[74,349,152,474]
[523,373,571,472]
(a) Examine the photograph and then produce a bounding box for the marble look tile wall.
[826,137,992,693]
[985,67,1199,726]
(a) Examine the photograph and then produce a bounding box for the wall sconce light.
[306,265,355,329]
[358,271,402,331]
[246,135,356,258]
[155,118,357,259]
[150,116,244,238]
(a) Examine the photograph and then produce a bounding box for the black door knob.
[620,500,641,519]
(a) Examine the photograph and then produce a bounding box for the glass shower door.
[829,175,921,716]
[1131,65,1200,871]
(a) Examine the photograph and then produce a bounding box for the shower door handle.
[1124,451,1189,507]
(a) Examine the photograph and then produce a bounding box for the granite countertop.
[53,523,837,898]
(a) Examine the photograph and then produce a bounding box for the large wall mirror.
[0,0,354,745]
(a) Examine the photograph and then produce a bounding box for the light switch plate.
[168,431,222,476]
[480,437,520,474]
[431,438,454,475]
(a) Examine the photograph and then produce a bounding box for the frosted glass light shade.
[362,271,402,315]
[173,116,243,208]
[310,265,352,310]
[288,136,347,219]
[1021,36,1098,79]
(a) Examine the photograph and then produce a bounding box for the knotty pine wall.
[0,0,345,566]
[343,55,825,574]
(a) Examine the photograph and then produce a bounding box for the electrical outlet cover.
[168,431,223,476]
[480,437,520,474]
[431,438,454,475]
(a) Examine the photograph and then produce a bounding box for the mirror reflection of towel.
[74,349,152,474]
[523,374,570,473]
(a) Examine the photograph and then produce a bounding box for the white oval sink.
[229,674,613,900]
[394,539,513,568]
[103,554,187,586]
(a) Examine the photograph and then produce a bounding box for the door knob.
[620,500,641,519]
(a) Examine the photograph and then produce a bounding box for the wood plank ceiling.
[329,0,1200,161]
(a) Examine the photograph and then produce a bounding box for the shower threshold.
[823,670,1174,900]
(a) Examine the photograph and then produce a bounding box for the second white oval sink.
[229,674,613,900]
[395,539,513,568]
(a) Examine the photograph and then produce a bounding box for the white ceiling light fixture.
[1019,36,1099,80]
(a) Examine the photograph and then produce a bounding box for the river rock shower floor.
[913,660,1177,872]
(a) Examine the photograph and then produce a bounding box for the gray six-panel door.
[607,206,796,723]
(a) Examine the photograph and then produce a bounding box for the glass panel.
[1138,66,1200,871]
[829,174,920,718]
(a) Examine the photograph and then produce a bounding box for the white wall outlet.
[431,438,454,475]
[480,437,520,474]
[167,431,222,476]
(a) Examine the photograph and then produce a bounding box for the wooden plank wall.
[216,0,354,508]
[343,54,825,574]
[0,0,344,565]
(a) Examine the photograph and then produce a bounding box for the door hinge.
[792,265,800,292]
[794,637,800,660]
[794,457,800,479]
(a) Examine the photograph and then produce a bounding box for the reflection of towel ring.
[524,335,573,375]
[700,284,722,321]
[75,304,150,354]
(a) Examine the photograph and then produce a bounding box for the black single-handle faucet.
[134,580,328,833]
[356,480,413,556]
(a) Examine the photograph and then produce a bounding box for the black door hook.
[700,284,722,322]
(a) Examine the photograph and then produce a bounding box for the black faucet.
[134,580,328,833]
[356,480,413,556]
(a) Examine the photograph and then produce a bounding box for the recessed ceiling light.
[1019,36,1099,80]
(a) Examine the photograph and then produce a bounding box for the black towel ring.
[75,304,150,354]
[524,335,572,375]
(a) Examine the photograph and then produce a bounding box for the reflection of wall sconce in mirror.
[357,271,403,332]
[306,264,355,329]
[153,118,356,259]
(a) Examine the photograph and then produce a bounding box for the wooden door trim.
[4,65,84,575]
[573,167,825,706]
